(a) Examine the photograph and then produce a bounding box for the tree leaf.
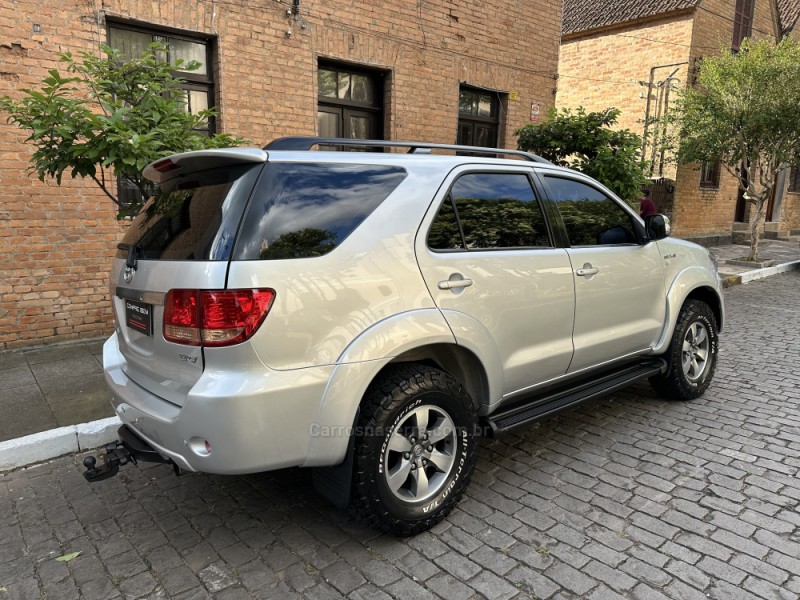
[55,551,81,562]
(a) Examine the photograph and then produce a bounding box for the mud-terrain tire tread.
[349,364,477,537]
[650,299,718,401]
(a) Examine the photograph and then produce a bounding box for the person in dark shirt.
[640,195,658,218]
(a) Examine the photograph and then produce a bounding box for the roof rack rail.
[264,136,551,164]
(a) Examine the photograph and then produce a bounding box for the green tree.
[515,107,647,203]
[662,37,800,261]
[0,43,243,217]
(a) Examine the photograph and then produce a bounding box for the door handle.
[575,265,600,277]
[438,278,473,290]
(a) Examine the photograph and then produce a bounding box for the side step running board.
[485,360,666,436]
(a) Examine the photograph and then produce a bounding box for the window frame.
[788,164,800,194]
[426,169,556,253]
[457,86,503,149]
[106,21,217,210]
[317,60,385,143]
[699,160,721,189]
[732,0,755,51]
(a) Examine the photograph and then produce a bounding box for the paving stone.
[321,560,366,595]
[544,562,597,596]
[425,573,475,600]
[468,569,520,600]
[696,556,748,586]
[433,551,482,581]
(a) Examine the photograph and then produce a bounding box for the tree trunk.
[747,199,767,262]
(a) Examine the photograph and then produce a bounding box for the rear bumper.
[103,333,335,474]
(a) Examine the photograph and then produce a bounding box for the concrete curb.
[739,259,800,284]
[719,259,800,288]
[0,416,121,472]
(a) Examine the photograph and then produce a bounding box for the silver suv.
[86,137,723,536]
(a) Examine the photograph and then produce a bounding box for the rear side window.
[428,172,550,250]
[117,164,262,261]
[234,163,407,260]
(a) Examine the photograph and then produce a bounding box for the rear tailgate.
[111,150,266,407]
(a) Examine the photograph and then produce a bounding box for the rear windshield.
[233,162,407,260]
[116,164,262,261]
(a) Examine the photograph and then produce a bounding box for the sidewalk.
[0,238,798,457]
[710,237,800,285]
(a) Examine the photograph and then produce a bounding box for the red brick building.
[0,0,563,349]
[558,0,800,245]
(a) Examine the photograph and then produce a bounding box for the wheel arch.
[685,285,723,331]
[376,343,489,412]
[653,267,724,355]
[305,308,500,468]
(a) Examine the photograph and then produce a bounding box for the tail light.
[163,289,276,347]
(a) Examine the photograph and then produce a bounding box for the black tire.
[650,299,719,400]
[350,364,478,536]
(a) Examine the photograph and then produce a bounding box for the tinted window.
[117,164,261,261]
[234,163,407,260]
[545,177,637,246]
[428,173,549,250]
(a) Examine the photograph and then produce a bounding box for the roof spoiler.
[143,148,268,184]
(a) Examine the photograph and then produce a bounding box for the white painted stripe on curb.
[740,259,800,284]
[0,416,121,472]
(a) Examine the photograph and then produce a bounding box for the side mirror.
[645,214,670,241]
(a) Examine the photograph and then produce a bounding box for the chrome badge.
[123,266,135,284]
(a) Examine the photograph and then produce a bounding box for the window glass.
[428,198,463,250]
[546,177,637,246]
[789,165,800,193]
[477,94,493,117]
[234,164,407,260]
[117,164,261,261]
[108,28,152,61]
[318,69,337,98]
[351,74,373,103]
[429,173,549,250]
[169,38,207,74]
[337,72,351,100]
[700,160,721,188]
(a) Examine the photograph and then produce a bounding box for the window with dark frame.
[700,160,721,189]
[317,62,384,148]
[732,0,755,50]
[108,24,215,134]
[457,87,501,148]
[788,165,800,193]
[107,23,216,208]
[544,177,638,246]
[427,172,550,251]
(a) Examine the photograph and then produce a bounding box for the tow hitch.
[83,425,180,482]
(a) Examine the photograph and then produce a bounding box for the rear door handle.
[438,278,473,290]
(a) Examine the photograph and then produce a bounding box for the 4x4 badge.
[123,267,135,284]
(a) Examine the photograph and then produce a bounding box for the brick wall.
[0,0,562,349]
[558,13,693,146]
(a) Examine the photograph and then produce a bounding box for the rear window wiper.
[117,243,140,270]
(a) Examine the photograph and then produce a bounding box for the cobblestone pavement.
[1,272,799,600]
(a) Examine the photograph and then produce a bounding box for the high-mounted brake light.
[152,158,181,173]
[163,289,275,347]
